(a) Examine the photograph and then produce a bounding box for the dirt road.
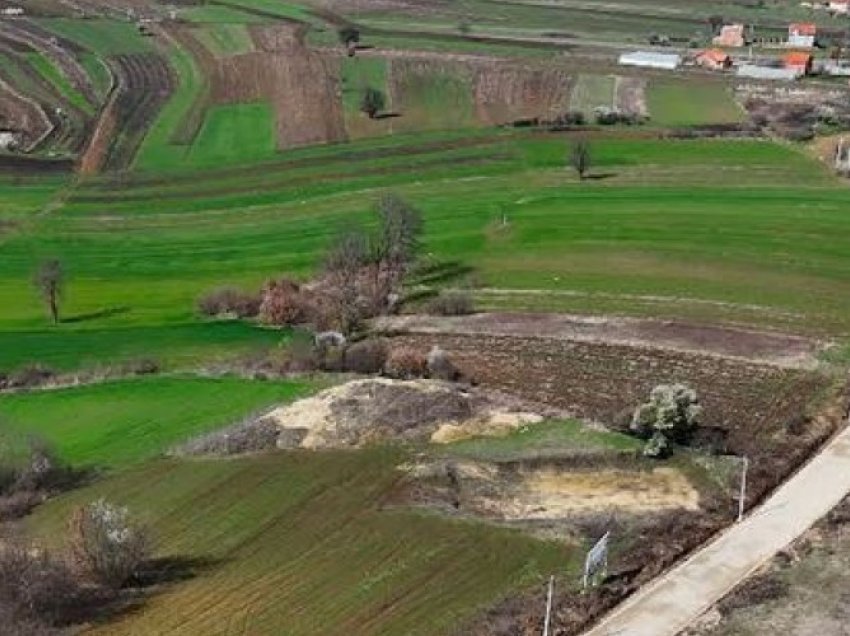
[583,420,850,636]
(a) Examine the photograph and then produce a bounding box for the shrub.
[426,346,461,382]
[258,278,309,326]
[68,500,151,589]
[197,286,260,319]
[7,365,55,390]
[427,290,475,316]
[631,383,701,457]
[384,347,428,379]
[122,358,159,376]
[343,339,388,374]
[175,417,280,456]
[0,544,82,629]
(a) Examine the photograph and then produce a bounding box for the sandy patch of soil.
[376,312,823,369]
[264,378,556,449]
[615,76,647,117]
[407,458,699,524]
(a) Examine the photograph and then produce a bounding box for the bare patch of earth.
[375,312,823,369]
[615,76,647,117]
[261,378,559,449]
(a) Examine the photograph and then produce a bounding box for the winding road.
[583,420,850,636]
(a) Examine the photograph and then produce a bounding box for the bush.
[631,383,701,457]
[343,339,388,374]
[0,544,82,629]
[6,365,55,390]
[384,347,428,379]
[426,346,461,382]
[427,290,475,316]
[68,500,151,589]
[197,286,260,319]
[122,358,160,376]
[258,278,310,326]
[175,417,281,456]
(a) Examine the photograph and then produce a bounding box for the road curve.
[583,422,850,636]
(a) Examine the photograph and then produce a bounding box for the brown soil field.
[102,52,176,170]
[614,76,647,117]
[474,62,573,125]
[0,78,51,149]
[211,24,346,149]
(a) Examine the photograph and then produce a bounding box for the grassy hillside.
[26,449,573,635]
[0,375,314,467]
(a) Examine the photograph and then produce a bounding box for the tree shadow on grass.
[61,306,131,324]
[583,172,617,181]
[375,112,401,120]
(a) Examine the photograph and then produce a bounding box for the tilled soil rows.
[212,24,346,149]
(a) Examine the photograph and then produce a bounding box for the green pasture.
[26,448,572,635]
[647,80,744,127]
[180,4,269,24]
[0,174,67,219]
[186,103,278,168]
[342,57,391,138]
[387,61,476,132]
[78,53,112,101]
[4,135,850,377]
[0,375,313,467]
[38,18,154,56]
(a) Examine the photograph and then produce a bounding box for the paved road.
[584,422,850,636]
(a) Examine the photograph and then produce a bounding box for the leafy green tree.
[569,138,592,180]
[360,87,386,119]
[631,384,702,457]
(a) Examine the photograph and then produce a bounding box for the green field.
[186,102,278,168]
[0,375,314,467]
[647,80,744,127]
[38,18,154,56]
[26,53,92,114]
[570,74,616,115]
[25,448,573,635]
[192,23,255,57]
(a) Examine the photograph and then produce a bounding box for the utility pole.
[738,455,749,522]
[543,575,554,636]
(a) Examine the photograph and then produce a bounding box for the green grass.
[341,56,390,138]
[180,4,269,23]
[192,23,255,57]
[0,174,67,219]
[0,375,314,467]
[38,18,154,56]
[647,80,744,127]
[78,53,112,101]
[26,52,92,114]
[25,448,573,635]
[0,322,288,374]
[389,62,476,132]
[570,74,616,115]
[441,419,641,461]
[185,103,278,168]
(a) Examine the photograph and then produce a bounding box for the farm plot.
[25,448,572,636]
[96,53,177,171]
[0,375,315,467]
[648,79,744,127]
[37,18,154,56]
[192,23,255,57]
[186,102,278,168]
[473,61,572,125]
[388,58,476,132]
[570,73,616,116]
[210,24,346,149]
[341,56,391,139]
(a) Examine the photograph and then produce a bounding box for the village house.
[829,0,850,14]
[783,51,814,75]
[788,23,817,47]
[695,49,733,71]
[713,24,746,48]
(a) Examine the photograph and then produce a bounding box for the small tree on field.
[360,87,386,119]
[569,138,592,181]
[33,259,64,325]
[323,228,370,334]
[631,383,701,457]
[338,26,360,56]
[68,499,151,589]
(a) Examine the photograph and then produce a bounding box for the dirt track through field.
[583,419,850,636]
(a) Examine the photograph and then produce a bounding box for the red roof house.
[788,23,817,47]
[783,51,814,75]
[696,49,733,70]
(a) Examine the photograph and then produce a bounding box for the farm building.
[784,51,814,75]
[713,24,746,48]
[618,51,681,70]
[788,23,817,48]
[0,6,23,16]
[819,59,850,75]
[736,64,801,80]
[0,130,19,149]
[696,49,733,71]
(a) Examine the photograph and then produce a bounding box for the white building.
[736,64,801,81]
[788,23,816,48]
[0,131,19,150]
[1,6,24,16]
[618,51,681,70]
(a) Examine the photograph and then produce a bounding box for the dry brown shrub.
[384,347,428,379]
[427,290,474,316]
[197,286,260,318]
[344,339,388,374]
[258,278,309,326]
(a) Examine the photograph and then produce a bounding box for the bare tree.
[323,228,369,334]
[33,260,64,325]
[369,193,423,312]
[569,138,592,181]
